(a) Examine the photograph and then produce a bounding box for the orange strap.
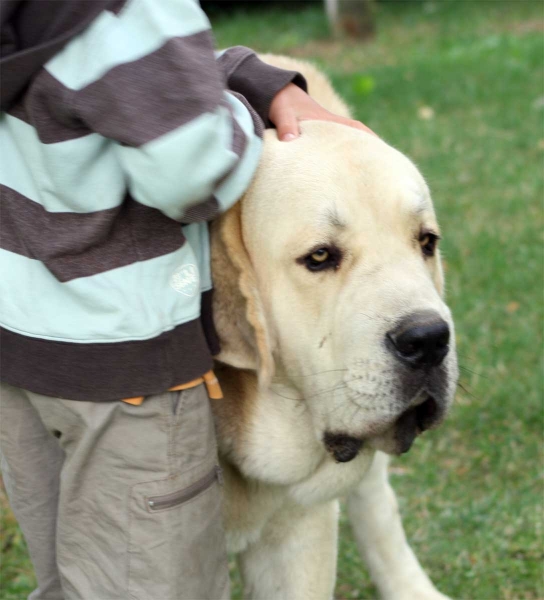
[122,370,223,406]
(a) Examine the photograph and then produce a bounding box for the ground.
[1,1,542,599]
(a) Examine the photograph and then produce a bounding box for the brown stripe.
[219,98,250,157]
[1,186,185,282]
[231,117,248,155]
[7,31,225,145]
[108,0,128,16]
[75,31,225,147]
[8,69,91,144]
[228,91,264,139]
[9,36,263,146]
[0,0,120,111]
[182,197,220,224]
[0,317,214,402]
[217,46,254,80]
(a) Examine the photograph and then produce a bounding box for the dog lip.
[393,395,439,454]
[415,395,439,432]
[394,407,419,454]
[410,389,429,407]
[323,432,364,463]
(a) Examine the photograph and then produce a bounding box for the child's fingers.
[274,109,300,141]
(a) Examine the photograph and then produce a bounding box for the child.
[0,1,373,598]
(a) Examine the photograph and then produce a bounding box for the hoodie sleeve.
[217,46,307,127]
[43,0,266,223]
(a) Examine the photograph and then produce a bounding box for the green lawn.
[211,3,544,598]
[2,1,543,599]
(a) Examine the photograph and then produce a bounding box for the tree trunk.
[325,0,376,40]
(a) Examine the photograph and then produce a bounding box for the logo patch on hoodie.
[170,264,199,297]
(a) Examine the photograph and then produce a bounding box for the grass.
[2,1,543,599]
[210,3,544,598]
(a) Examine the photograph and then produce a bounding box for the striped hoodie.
[0,0,306,401]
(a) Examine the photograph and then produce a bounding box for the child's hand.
[269,83,377,141]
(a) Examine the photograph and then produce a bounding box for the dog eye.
[311,249,329,263]
[301,247,341,272]
[419,232,439,257]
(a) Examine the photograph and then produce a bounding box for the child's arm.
[50,0,289,223]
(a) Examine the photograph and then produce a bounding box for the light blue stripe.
[214,94,263,212]
[225,91,257,140]
[182,223,212,292]
[214,133,262,213]
[1,115,125,212]
[1,93,261,216]
[117,103,241,221]
[1,115,41,204]
[46,0,211,90]
[0,246,203,343]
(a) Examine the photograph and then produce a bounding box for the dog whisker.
[308,374,368,399]
[271,375,358,403]
[272,368,348,382]
[348,396,366,423]
[458,364,490,381]
[310,381,349,398]
[356,312,395,323]
[345,390,374,411]
[268,387,304,401]
[456,381,481,402]
[271,372,368,408]
[455,350,480,361]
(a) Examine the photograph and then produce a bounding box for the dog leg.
[346,452,452,600]
[237,500,339,600]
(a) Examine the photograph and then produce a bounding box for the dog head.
[213,121,458,460]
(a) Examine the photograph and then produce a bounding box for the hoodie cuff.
[218,48,307,127]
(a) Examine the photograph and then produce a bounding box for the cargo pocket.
[169,385,218,470]
[128,464,229,600]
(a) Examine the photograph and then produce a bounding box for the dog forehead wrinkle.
[415,199,429,216]
[322,205,347,230]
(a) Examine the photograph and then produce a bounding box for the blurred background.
[1,1,542,599]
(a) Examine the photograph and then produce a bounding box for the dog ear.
[210,203,275,387]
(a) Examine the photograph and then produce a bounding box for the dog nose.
[386,312,450,368]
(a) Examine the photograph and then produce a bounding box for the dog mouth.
[323,395,440,462]
[394,394,439,454]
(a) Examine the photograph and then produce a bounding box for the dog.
[210,56,458,600]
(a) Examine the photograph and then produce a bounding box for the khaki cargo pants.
[0,382,230,600]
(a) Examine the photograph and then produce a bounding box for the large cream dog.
[210,56,458,600]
